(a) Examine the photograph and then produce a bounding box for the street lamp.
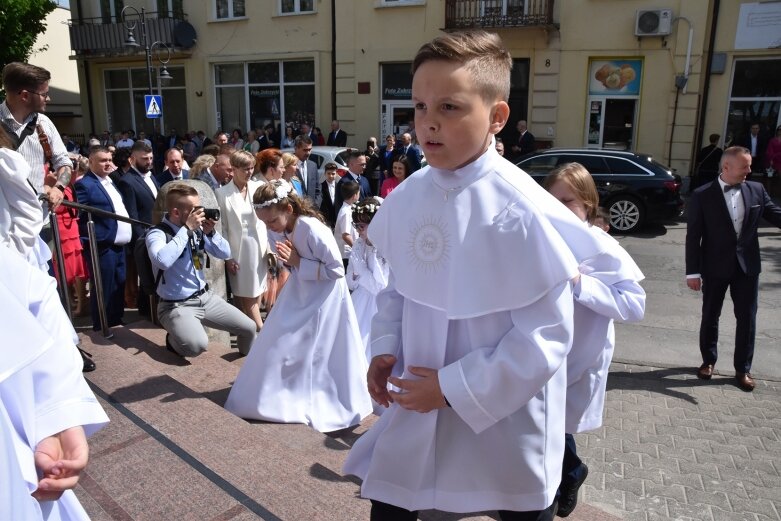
[121,6,173,133]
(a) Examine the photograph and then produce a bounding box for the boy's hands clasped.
[32,426,89,501]
[368,355,448,413]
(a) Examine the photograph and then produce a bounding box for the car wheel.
[607,196,644,233]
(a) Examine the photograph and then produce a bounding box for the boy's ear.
[489,101,511,135]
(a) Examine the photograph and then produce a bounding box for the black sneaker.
[79,347,96,372]
[557,464,588,517]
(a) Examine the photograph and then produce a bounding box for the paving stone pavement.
[578,361,781,521]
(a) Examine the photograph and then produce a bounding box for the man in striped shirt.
[0,63,71,209]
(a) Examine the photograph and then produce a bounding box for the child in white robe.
[343,31,609,520]
[0,244,109,521]
[346,197,389,361]
[544,163,646,517]
[224,180,372,432]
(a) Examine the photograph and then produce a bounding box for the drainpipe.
[330,0,337,121]
[76,0,96,133]
[693,0,721,157]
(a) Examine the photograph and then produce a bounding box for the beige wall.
[29,6,83,135]
[71,0,780,174]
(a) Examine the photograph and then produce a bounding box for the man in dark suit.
[693,133,723,190]
[298,123,317,143]
[335,149,372,210]
[293,135,322,206]
[155,148,190,186]
[319,162,339,228]
[511,119,535,160]
[399,132,422,173]
[118,141,159,316]
[75,147,132,330]
[737,123,769,180]
[686,146,781,392]
[326,120,347,147]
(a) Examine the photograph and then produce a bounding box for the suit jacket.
[334,172,372,210]
[117,168,160,243]
[517,131,536,157]
[738,133,769,170]
[74,172,119,247]
[327,129,347,147]
[155,168,190,186]
[686,179,781,278]
[401,145,422,173]
[298,159,322,207]
[319,180,337,227]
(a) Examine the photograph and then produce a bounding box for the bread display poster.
[588,59,642,96]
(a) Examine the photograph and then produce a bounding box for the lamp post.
[121,6,173,134]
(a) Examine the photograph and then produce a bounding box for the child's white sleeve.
[346,241,362,291]
[298,222,345,281]
[438,280,573,434]
[369,269,403,360]
[574,275,645,323]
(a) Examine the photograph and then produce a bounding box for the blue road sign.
[145,95,162,119]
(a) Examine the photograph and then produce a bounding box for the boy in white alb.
[343,31,607,520]
[334,179,360,269]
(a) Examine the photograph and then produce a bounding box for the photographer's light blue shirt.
[146,216,231,300]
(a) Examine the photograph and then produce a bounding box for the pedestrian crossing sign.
[145,95,162,119]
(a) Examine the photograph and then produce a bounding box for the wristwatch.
[54,184,66,192]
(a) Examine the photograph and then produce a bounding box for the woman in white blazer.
[216,150,269,331]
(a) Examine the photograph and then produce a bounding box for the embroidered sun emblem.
[407,216,450,273]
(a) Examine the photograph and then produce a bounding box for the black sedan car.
[516,148,684,233]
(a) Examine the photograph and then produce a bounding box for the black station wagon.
[516,148,684,233]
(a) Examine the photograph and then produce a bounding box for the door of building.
[381,102,415,141]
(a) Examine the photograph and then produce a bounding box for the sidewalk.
[72,320,781,521]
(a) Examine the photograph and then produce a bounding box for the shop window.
[584,58,642,150]
[725,58,781,147]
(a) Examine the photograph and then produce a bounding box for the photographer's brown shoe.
[697,363,714,380]
[736,373,755,392]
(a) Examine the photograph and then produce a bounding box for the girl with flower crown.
[224,179,372,432]
[347,197,389,361]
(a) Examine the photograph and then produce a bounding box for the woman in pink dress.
[380,155,411,198]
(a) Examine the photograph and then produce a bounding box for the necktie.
[723,183,741,193]
[299,163,306,191]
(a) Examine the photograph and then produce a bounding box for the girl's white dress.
[347,237,389,360]
[224,216,372,432]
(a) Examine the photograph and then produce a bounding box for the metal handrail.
[49,197,153,338]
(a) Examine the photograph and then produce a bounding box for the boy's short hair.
[323,162,339,172]
[412,30,512,103]
[340,180,360,200]
[166,183,198,209]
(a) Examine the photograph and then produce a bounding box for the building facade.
[68,0,781,177]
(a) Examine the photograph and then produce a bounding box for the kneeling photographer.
[146,183,256,357]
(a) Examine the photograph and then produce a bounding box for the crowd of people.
[3,27,781,521]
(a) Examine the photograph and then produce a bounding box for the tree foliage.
[0,0,58,75]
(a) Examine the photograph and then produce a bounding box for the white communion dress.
[347,237,389,360]
[224,216,372,432]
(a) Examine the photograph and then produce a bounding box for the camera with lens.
[194,206,221,221]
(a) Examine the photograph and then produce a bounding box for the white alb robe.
[566,225,645,433]
[0,245,109,521]
[225,216,372,432]
[343,146,607,513]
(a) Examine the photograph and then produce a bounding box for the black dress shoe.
[697,363,714,380]
[79,347,96,372]
[736,373,755,392]
[557,464,588,517]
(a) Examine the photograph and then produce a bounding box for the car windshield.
[334,151,350,167]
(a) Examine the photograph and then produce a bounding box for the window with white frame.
[104,66,187,136]
[215,0,245,19]
[214,60,315,137]
[280,0,314,14]
[376,0,426,7]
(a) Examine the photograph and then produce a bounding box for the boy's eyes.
[414,103,426,110]
[413,102,458,111]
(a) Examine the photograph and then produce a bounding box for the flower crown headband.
[253,179,295,209]
[351,197,384,216]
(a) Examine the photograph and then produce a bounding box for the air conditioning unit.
[635,9,673,37]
